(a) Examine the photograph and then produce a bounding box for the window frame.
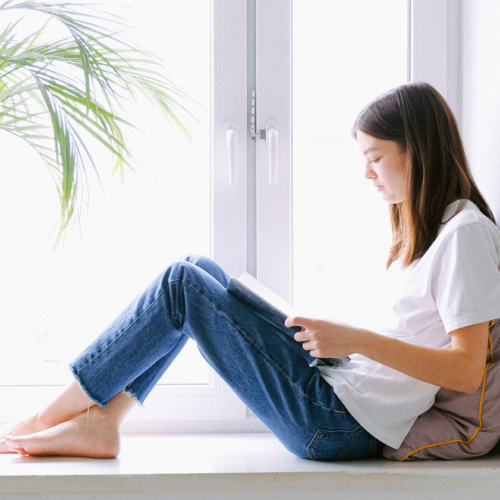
[0,0,458,434]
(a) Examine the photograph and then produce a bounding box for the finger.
[294,328,311,342]
[294,331,305,342]
[285,316,314,329]
[301,340,315,351]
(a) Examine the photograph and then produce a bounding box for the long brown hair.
[352,82,496,270]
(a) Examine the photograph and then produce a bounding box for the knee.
[165,258,199,283]
[181,254,226,280]
[168,254,229,288]
[181,254,213,269]
[163,256,212,287]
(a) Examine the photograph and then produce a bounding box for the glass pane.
[0,0,211,386]
[292,0,408,330]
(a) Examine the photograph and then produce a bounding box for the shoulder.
[397,201,500,273]
[427,202,500,291]
[437,200,500,249]
[408,200,500,280]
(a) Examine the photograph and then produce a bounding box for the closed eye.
[371,158,381,164]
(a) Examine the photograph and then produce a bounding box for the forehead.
[356,131,390,155]
[362,146,380,155]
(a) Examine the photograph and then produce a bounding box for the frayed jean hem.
[122,388,144,407]
[68,363,109,408]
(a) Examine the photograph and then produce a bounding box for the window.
[0,0,455,431]
[291,0,407,330]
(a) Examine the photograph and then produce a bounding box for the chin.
[382,192,404,205]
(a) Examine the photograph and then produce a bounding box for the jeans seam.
[306,429,321,460]
[75,291,168,375]
[306,427,359,460]
[370,435,380,456]
[340,427,358,457]
[177,279,345,413]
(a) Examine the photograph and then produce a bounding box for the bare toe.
[0,439,16,454]
[8,445,28,456]
[0,414,46,453]
[4,412,120,458]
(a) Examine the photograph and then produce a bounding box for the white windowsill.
[2,433,500,499]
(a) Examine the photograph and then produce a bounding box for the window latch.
[251,90,266,140]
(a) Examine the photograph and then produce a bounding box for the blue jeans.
[69,254,384,461]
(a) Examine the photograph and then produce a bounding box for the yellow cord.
[401,319,495,461]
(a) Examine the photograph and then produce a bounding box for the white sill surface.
[2,433,500,498]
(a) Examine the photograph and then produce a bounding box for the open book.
[226,272,350,368]
[227,272,298,324]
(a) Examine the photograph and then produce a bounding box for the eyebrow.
[362,147,380,155]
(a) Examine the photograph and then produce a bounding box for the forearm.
[356,328,482,394]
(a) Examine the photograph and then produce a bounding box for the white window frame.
[410,0,461,125]
[1,0,458,434]
[0,0,254,431]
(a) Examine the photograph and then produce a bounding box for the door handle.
[266,120,278,184]
[225,121,238,184]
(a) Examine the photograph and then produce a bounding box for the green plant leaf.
[0,0,202,246]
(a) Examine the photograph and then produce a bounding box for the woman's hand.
[285,316,362,358]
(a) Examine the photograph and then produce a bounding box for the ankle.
[35,409,65,432]
[33,412,50,432]
[88,404,122,429]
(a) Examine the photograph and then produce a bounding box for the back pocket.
[306,426,363,461]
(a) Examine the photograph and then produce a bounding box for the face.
[356,130,409,204]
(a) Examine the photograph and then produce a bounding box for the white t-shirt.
[318,199,500,449]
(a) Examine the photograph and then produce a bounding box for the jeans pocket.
[306,426,363,461]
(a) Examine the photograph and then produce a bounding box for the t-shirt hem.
[445,307,500,334]
[335,388,406,449]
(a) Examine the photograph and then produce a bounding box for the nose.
[364,160,375,180]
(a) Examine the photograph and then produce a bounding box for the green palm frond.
[0,0,201,246]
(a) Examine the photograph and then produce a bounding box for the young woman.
[2,82,500,461]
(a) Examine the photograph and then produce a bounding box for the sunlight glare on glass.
[0,0,211,387]
[292,0,407,330]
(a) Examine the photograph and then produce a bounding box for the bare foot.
[4,407,120,458]
[0,414,47,453]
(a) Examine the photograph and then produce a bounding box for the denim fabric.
[69,254,384,461]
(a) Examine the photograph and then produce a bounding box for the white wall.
[461,0,500,224]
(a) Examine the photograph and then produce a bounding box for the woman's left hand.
[285,316,362,358]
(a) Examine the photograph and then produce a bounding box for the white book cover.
[226,272,351,367]
[231,272,298,318]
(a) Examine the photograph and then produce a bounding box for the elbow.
[448,370,483,394]
[451,359,486,394]
[461,385,479,395]
[460,376,483,395]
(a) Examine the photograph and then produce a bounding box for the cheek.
[385,160,406,183]
[397,164,407,184]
